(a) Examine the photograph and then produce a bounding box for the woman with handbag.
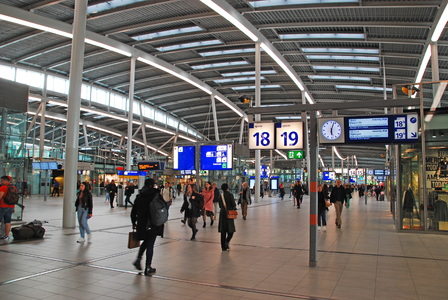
[218,183,236,251]
[181,184,203,240]
[318,184,330,232]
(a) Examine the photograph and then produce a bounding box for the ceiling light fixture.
[432,5,448,41]
[178,134,197,143]
[214,95,244,117]
[334,147,343,160]
[199,0,258,42]
[415,45,432,85]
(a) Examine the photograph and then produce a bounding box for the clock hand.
[331,122,334,135]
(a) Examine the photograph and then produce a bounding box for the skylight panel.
[336,85,392,92]
[215,76,264,83]
[221,70,276,77]
[279,33,364,39]
[191,61,248,70]
[232,85,281,90]
[249,0,357,8]
[313,66,380,72]
[309,75,371,81]
[131,26,202,41]
[199,48,256,57]
[306,55,379,61]
[302,48,379,54]
[156,40,222,52]
[87,0,147,14]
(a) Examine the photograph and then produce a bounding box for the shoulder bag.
[221,194,237,219]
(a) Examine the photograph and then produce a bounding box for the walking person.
[294,180,305,209]
[212,182,220,221]
[104,180,110,203]
[238,182,251,220]
[279,183,285,200]
[345,184,352,209]
[330,180,346,228]
[201,182,214,227]
[75,182,93,243]
[318,184,330,232]
[124,181,136,209]
[219,183,236,251]
[107,180,117,208]
[131,178,164,276]
[180,184,203,240]
[161,181,172,217]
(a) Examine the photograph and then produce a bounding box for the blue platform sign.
[200,144,232,170]
[174,146,195,170]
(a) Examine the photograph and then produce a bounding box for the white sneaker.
[87,234,92,242]
[322,227,327,232]
[77,237,85,243]
[318,226,321,231]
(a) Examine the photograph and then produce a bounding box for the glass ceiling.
[131,26,203,41]
[302,48,379,54]
[279,33,365,39]
[156,40,222,52]
[191,61,249,70]
[221,70,277,77]
[87,0,147,14]
[199,48,256,57]
[249,0,357,8]
[313,66,380,72]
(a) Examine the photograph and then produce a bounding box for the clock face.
[321,120,342,140]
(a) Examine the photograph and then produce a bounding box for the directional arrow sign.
[288,150,304,159]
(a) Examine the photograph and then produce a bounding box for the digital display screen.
[138,161,160,170]
[174,146,195,170]
[346,116,391,143]
[323,171,335,181]
[48,162,58,170]
[200,144,232,170]
[374,170,384,176]
[249,178,255,189]
[384,170,390,176]
[350,177,356,183]
[270,178,278,190]
[32,162,40,169]
[40,162,49,170]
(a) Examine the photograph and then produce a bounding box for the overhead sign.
[275,122,303,149]
[138,161,160,170]
[288,150,304,159]
[200,144,233,170]
[349,169,356,176]
[357,169,364,176]
[174,146,195,170]
[374,169,385,176]
[323,171,335,181]
[345,114,418,144]
[318,117,345,144]
[385,169,391,176]
[249,122,275,150]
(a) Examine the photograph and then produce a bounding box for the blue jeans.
[0,207,14,224]
[77,207,90,238]
[318,210,327,226]
[105,193,110,201]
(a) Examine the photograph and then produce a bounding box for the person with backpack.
[180,184,203,240]
[75,182,93,243]
[131,178,164,275]
[124,181,136,209]
[0,175,18,241]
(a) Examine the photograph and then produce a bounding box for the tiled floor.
[1,192,448,299]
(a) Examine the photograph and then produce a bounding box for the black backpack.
[148,192,168,227]
[4,185,19,205]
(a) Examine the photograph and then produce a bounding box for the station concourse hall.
[1,0,448,299]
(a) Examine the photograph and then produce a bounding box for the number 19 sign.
[249,122,275,150]
[275,122,303,150]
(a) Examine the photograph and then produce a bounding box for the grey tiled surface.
[1,193,448,299]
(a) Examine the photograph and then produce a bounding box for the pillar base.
[309,261,318,268]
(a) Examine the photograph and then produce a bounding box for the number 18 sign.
[275,122,304,150]
[249,122,275,150]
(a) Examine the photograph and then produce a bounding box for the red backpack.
[4,185,19,205]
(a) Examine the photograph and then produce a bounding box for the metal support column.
[141,125,149,158]
[39,101,46,158]
[383,57,388,114]
[82,124,89,146]
[347,156,350,185]
[431,42,440,107]
[62,0,88,229]
[239,118,244,144]
[301,92,309,189]
[420,87,427,230]
[309,111,318,268]
[254,42,261,203]
[127,57,136,170]
[0,109,7,175]
[365,167,368,205]
[211,95,219,141]
[341,158,344,182]
[269,149,272,197]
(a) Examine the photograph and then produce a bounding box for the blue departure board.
[323,171,335,181]
[174,146,195,170]
[200,144,232,170]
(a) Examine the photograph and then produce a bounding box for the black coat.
[181,192,203,218]
[218,191,236,233]
[130,186,164,241]
[318,191,329,214]
[125,185,135,196]
[75,192,93,215]
[330,185,346,203]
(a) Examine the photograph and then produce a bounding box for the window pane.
[110,94,126,110]
[0,65,15,81]
[142,105,154,119]
[81,85,91,100]
[167,117,178,129]
[16,69,45,89]
[155,111,166,124]
[133,102,140,115]
[179,123,187,132]
[47,75,69,94]
[91,88,108,105]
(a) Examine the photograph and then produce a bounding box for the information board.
[174,146,195,170]
[349,169,356,176]
[374,169,385,176]
[32,162,40,169]
[248,122,275,150]
[345,114,418,144]
[357,169,364,176]
[40,162,49,170]
[323,171,335,181]
[138,161,160,170]
[200,144,232,170]
[48,162,58,170]
[270,178,278,190]
[275,122,303,149]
